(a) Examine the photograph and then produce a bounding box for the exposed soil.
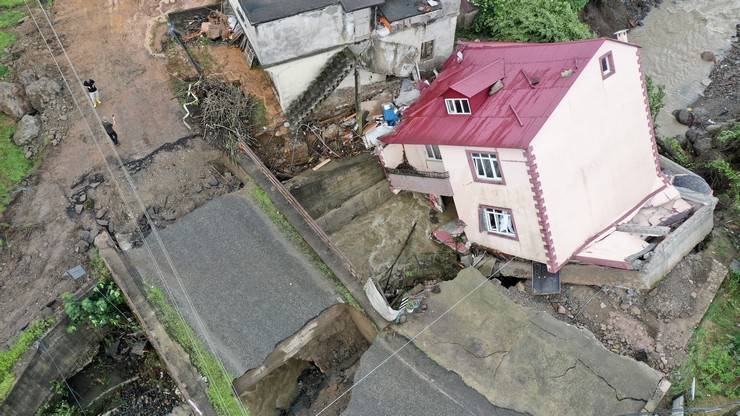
[0,0,227,347]
[582,0,662,36]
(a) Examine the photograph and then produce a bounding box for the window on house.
[421,40,434,60]
[445,98,471,115]
[471,152,502,181]
[425,144,442,160]
[600,52,615,78]
[483,207,516,237]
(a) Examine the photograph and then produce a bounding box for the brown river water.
[629,0,740,138]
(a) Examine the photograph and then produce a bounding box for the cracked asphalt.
[126,190,340,376]
[395,268,667,416]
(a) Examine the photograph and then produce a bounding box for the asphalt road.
[126,190,340,376]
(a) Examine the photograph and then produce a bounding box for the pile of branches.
[191,78,259,158]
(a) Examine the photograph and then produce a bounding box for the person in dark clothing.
[83,79,101,107]
[102,115,118,145]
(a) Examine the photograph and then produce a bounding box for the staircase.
[287,48,355,128]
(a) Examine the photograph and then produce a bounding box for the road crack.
[435,340,509,359]
[577,359,647,403]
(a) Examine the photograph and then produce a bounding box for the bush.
[60,250,128,332]
[0,318,54,401]
[646,75,665,123]
[471,0,593,42]
[703,159,740,216]
[716,122,740,145]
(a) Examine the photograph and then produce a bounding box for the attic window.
[599,51,615,79]
[445,98,471,115]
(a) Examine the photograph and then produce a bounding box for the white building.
[227,0,460,116]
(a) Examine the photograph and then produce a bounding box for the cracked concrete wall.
[396,268,669,416]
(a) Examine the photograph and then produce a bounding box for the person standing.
[102,115,118,145]
[83,79,101,107]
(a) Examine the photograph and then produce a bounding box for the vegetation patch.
[0,114,32,213]
[661,137,692,168]
[702,159,740,217]
[0,10,23,29]
[251,185,361,310]
[646,75,666,123]
[0,31,16,58]
[716,122,740,145]
[0,318,55,401]
[671,270,739,402]
[145,286,247,416]
[0,0,24,8]
[471,0,592,42]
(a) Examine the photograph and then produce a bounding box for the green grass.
[145,286,248,416]
[0,318,55,401]
[250,186,361,310]
[0,10,23,29]
[663,137,693,168]
[0,114,33,213]
[716,122,740,145]
[0,0,24,7]
[0,64,10,79]
[670,270,740,402]
[0,31,16,58]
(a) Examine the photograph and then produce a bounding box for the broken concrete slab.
[396,268,669,416]
[343,334,523,416]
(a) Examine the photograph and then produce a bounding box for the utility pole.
[354,59,363,133]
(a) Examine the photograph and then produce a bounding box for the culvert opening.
[236,304,375,416]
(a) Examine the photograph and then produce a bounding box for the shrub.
[646,75,665,123]
[471,0,593,42]
[716,122,740,145]
[703,159,740,216]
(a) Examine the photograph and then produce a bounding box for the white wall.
[530,41,663,269]
[441,146,548,263]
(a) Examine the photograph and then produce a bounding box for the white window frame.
[425,144,442,160]
[600,56,611,74]
[445,98,471,115]
[599,52,615,78]
[484,207,516,237]
[471,152,502,181]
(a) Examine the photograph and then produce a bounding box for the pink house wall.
[529,41,664,271]
[440,146,548,263]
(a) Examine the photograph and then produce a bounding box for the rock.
[95,208,107,219]
[161,208,176,221]
[700,51,716,62]
[515,281,526,292]
[630,306,641,316]
[0,82,33,119]
[691,136,713,155]
[620,302,630,310]
[18,69,37,87]
[557,304,567,314]
[75,204,84,214]
[25,77,62,111]
[115,233,133,251]
[76,193,87,203]
[24,149,33,159]
[673,109,694,126]
[96,218,109,227]
[684,128,704,144]
[323,124,340,139]
[207,177,219,187]
[690,291,697,299]
[706,122,728,135]
[600,302,607,309]
[12,114,40,146]
[79,230,93,244]
[75,240,89,253]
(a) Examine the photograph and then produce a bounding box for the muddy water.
[629,0,740,138]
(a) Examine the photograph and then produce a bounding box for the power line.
[24,2,246,414]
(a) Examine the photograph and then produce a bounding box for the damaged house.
[378,38,716,287]
[226,0,459,122]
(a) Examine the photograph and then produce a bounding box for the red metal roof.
[383,39,622,149]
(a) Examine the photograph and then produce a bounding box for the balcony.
[385,168,454,196]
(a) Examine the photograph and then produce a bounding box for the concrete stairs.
[287,48,355,128]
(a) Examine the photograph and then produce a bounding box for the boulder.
[18,69,37,87]
[672,109,694,126]
[691,136,713,155]
[12,114,40,146]
[0,82,33,119]
[684,128,705,144]
[25,77,62,111]
[700,51,715,62]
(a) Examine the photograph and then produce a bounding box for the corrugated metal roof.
[239,0,384,24]
[383,39,624,149]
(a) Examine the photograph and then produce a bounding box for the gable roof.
[383,39,636,149]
